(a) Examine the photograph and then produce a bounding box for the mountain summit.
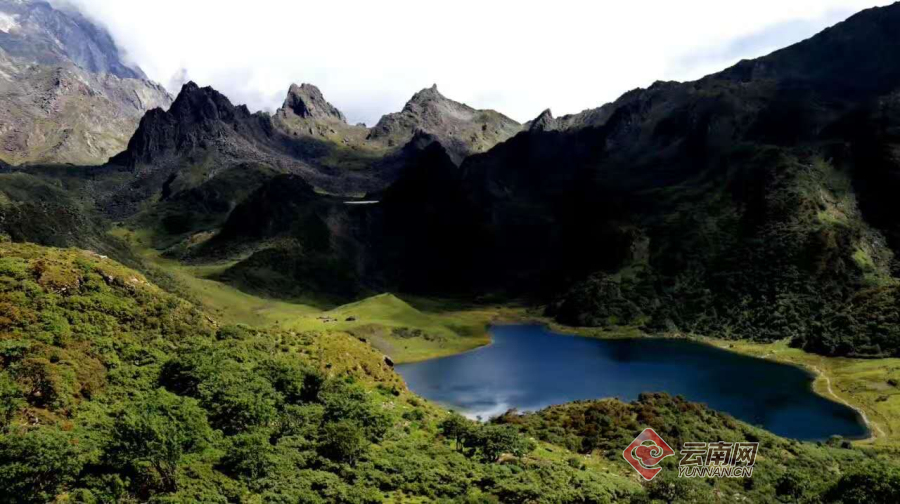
[368,84,522,163]
[281,83,348,123]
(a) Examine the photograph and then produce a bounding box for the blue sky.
[66,0,893,124]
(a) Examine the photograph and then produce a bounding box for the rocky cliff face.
[272,82,372,148]
[526,104,618,132]
[525,109,558,132]
[0,0,171,165]
[0,0,143,78]
[113,82,280,168]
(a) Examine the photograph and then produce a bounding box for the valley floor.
[115,228,521,363]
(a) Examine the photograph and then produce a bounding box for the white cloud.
[0,12,19,33]
[66,0,893,124]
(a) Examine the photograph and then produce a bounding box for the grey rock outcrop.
[524,104,619,133]
[104,82,409,217]
[281,83,347,123]
[526,109,558,132]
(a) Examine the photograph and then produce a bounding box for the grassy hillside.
[111,228,505,363]
[278,293,502,363]
[105,220,900,446]
[108,230,323,327]
[544,150,900,358]
[0,171,134,262]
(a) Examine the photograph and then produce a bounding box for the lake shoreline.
[416,312,888,446]
[543,320,891,447]
[399,324,870,441]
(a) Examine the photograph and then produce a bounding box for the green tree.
[776,469,817,502]
[276,403,325,439]
[198,371,279,435]
[321,420,368,465]
[219,429,275,480]
[475,425,533,462]
[321,380,390,442]
[0,372,23,431]
[638,470,716,504]
[258,357,321,405]
[15,357,73,411]
[825,462,900,504]
[106,389,212,495]
[439,413,473,452]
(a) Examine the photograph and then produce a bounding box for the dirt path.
[809,365,886,442]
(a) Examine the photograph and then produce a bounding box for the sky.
[63,0,893,125]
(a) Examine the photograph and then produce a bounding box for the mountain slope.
[445,3,900,356]
[0,0,171,165]
[179,133,488,302]
[0,0,144,78]
[25,2,900,360]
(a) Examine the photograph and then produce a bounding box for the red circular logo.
[623,428,675,480]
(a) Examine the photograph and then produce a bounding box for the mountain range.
[5,2,900,359]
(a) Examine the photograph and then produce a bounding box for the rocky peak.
[167,81,248,124]
[367,84,522,163]
[0,0,172,165]
[406,84,443,107]
[528,109,558,132]
[281,83,347,123]
[110,82,270,168]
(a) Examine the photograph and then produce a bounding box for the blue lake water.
[396,325,869,441]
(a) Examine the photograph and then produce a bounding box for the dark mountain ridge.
[101,81,526,219]
[442,3,900,356]
[281,83,348,123]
